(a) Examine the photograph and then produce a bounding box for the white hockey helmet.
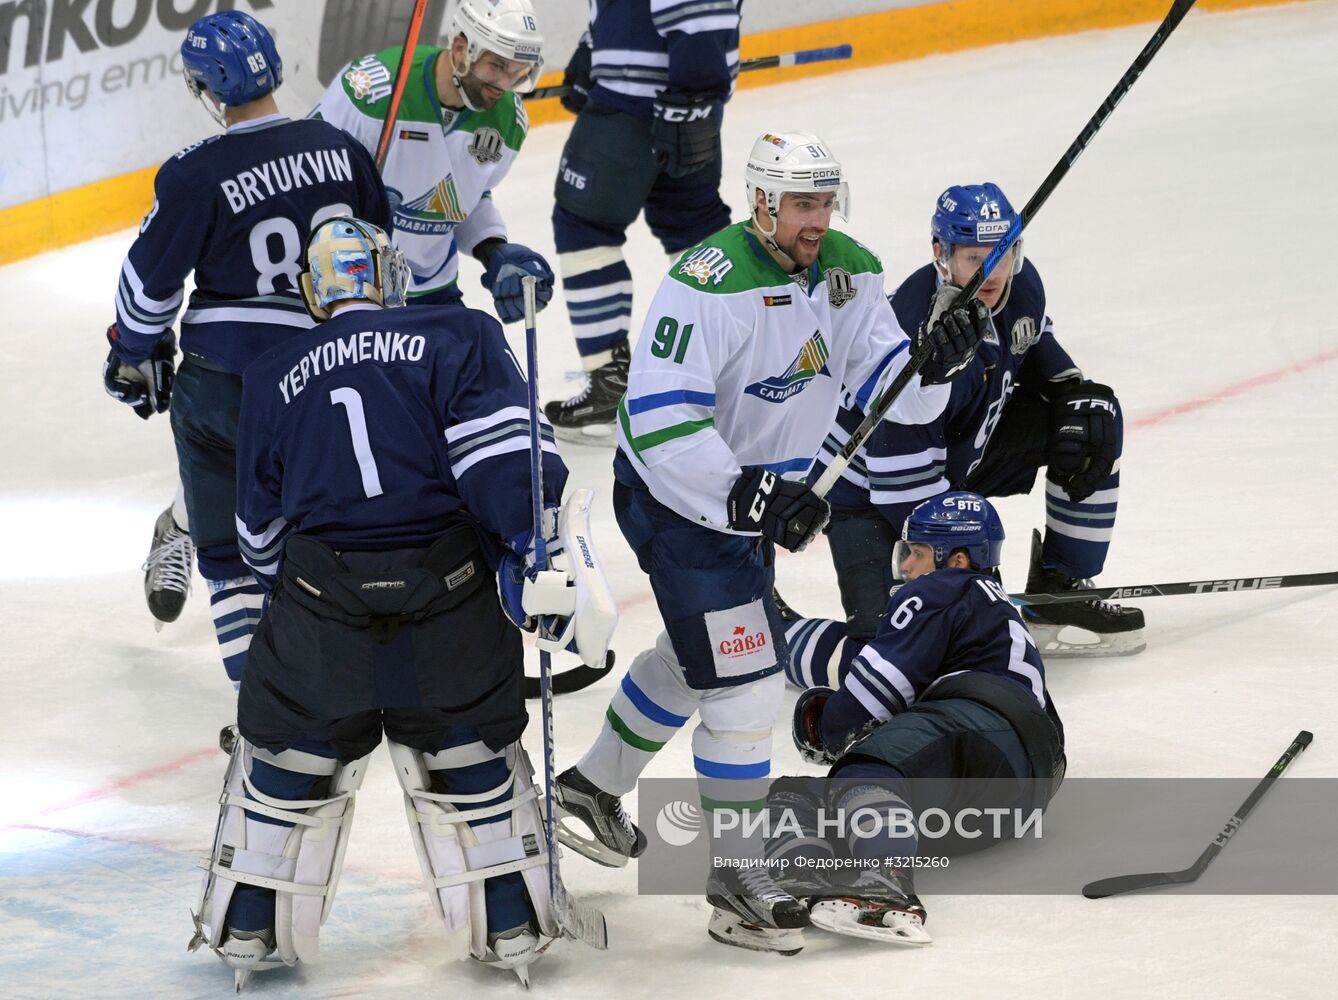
[745,131,851,235]
[300,217,410,321]
[450,0,545,93]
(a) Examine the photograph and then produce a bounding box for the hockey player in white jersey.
[550,131,989,954]
[310,0,555,321]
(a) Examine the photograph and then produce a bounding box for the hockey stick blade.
[1014,570,1338,606]
[526,45,853,100]
[810,0,1198,499]
[525,649,615,699]
[1082,730,1313,899]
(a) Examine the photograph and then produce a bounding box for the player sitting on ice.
[776,492,1065,947]
[188,217,615,990]
[783,182,1141,669]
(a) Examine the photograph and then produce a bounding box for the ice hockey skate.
[543,343,629,446]
[806,868,931,946]
[705,865,810,956]
[1020,530,1145,657]
[552,765,647,867]
[482,921,549,988]
[143,504,194,630]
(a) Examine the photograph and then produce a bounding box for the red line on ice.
[1128,345,1338,433]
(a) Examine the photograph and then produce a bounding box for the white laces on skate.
[739,865,791,904]
[142,527,194,596]
[555,369,595,407]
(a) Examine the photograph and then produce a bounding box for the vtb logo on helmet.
[180,11,282,127]
[894,490,1005,575]
[931,181,1025,277]
[300,218,412,321]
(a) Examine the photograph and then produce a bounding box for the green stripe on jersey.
[618,399,713,460]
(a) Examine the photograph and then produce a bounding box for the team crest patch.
[344,56,391,103]
[1010,316,1038,355]
[825,267,855,308]
[678,246,734,287]
[744,330,831,403]
[468,127,504,164]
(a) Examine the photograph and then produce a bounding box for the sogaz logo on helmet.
[976,220,1011,239]
[655,800,703,847]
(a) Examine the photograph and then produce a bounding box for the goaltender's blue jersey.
[235,303,565,587]
[825,568,1051,734]
[586,0,741,118]
[815,259,1080,521]
[112,114,389,372]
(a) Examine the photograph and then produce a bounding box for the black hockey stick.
[811,0,1198,499]
[372,0,431,171]
[525,45,854,101]
[1082,731,1313,899]
[525,649,616,698]
[1013,570,1338,607]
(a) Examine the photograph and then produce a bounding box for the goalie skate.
[807,870,931,947]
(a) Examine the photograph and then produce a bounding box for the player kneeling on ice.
[548,131,988,954]
[777,492,1065,946]
[785,182,1140,666]
[188,217,616,990]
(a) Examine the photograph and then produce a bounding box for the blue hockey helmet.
[931,182,1024,277]
[896,491,1005,573]
[300,217,411,321]
[182,11,282,124]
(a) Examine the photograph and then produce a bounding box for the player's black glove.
[651,89,721,179]
[102,324,175,419]
[792,687,837,765]
[560,37,593,115]
[1048,380,1118,502]
[915,291,990,385]
[727,466,830,552]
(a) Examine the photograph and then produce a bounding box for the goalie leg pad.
[388,736,559,964]
[192,736,367,973]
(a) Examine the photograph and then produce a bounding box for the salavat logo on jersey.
[392,175,467,235]
[468,127,504,165]
[344,55,392,104]
[678,246,734,287]
[825,266,855,309]
[744,330,831,403]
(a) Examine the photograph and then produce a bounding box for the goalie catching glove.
[497,488,617,668]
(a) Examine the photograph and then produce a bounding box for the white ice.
[2,3,1336,997]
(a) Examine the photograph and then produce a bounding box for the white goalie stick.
[521,275,609,951]
[1082,731,1313,899]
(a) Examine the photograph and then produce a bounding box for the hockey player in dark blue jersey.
[773,492,1065,948]
[785,182,1142,670]
[544,0,742,443]
[103,10,390,684]
[190,217,616,990]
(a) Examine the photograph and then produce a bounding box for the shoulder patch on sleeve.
[341,52,395,106]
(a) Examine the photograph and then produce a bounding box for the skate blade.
[554,814,632,868]
[809,899,932,946]
[707,909,805,956]
[1025,623,1147,659]
[551,424,617,448]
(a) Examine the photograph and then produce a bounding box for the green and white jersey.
[310,46,528,299]
[617,222,950,531]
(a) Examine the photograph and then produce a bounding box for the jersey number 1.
[330,387,384,498]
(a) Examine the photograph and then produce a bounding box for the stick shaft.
[373,0,431,172]
[525,44,854,100]
[812,0,1199,499]
[1014,571,1338,606]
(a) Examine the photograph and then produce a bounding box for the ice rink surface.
[3,3,1337,997]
